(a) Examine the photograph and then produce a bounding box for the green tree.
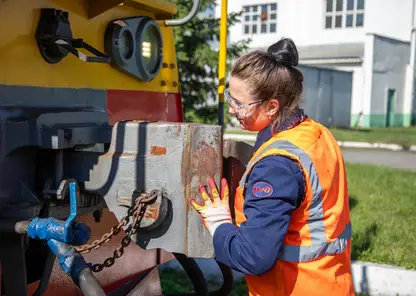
[171,0,251,125]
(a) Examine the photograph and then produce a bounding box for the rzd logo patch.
[252,182,273,197]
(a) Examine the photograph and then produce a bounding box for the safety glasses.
[224,88,266,111]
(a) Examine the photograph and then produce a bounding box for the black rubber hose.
[208,261,234,296]
[163,254,234,296]
[169,252,209,296]
[32,251,56,296]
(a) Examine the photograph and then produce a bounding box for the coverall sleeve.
[212,155,305,275]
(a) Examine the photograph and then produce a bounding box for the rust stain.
[181,127,192,254]
[176,124,182,137]
[117,197,132,207]
[182,129,221,206]
[191,142,218,177]
[180,126,221,255]
[150,146,167,155]
[144,206,159,221]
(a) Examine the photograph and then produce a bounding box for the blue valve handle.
[25,179,102,292]
[27,179,91,245]
[64,181,78,242]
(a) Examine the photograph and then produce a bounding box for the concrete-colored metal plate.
[82,121,222,258]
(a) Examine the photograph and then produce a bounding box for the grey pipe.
[0,220,29,234]
[165,0,201,27]
[78,268,106,296]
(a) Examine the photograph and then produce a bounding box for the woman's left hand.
[190,178,232,236]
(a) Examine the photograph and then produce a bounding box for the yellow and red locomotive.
[0,0,247,295]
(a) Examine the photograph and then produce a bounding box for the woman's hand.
[190,178,232,236]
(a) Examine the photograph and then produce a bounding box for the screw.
[170,63,176,69]
[173,82,178,87]
[163,63,169,68]
[161,81,167,86]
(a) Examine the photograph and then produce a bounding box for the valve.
[27,179,91,246]
[26,180,105,295]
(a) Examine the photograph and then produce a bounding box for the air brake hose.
[169,252,209,296]
[208,261,234,296]
[163,253,234,296]
[47,239,106,296]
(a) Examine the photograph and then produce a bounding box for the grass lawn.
[331,127,416,148]
[225,127,416,148]
[159,268,371,295]
[159,268,249,295]
[346,163,416,269]
[160,163,416,294]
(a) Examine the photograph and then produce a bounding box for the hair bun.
[267,38,299,67]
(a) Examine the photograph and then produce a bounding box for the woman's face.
[227,76,279,131]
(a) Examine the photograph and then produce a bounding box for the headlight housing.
[105,17,163,82]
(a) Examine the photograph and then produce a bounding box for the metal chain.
[74,189,159,273]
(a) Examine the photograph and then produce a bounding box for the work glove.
[190,178,232,236]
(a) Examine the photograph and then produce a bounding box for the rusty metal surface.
[222,140,254,220]
[117,189,167,229]
[66,121,222,258]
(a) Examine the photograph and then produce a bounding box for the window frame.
[324,0,365,30]
[242,2,278,35]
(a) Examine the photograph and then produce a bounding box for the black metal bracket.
[35,8,110,64]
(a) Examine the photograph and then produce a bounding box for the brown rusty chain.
[73,189,159,273]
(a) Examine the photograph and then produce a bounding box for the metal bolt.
[163,63,169,68]
[173,82,178,87]
[93,210,102,223]
[170,63,176,69]
[161,81,167,86]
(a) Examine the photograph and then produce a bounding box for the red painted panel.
[106,90,183,125]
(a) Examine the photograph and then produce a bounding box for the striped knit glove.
[190,178,232,236]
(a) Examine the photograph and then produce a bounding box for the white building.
[216,0,416,127]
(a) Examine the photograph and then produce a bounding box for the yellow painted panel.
[48,0,177,19]
[126,0,177,16]
[0,0,179,93]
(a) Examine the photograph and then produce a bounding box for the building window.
[325,0,364,29]
[242,3,278,35]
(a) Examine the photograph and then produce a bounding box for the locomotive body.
[0,1,246,295]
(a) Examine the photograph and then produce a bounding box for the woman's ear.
[267,99,280,117]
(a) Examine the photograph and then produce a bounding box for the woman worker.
[190,38,354,296]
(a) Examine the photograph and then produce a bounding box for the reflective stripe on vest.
[239,140,352,263]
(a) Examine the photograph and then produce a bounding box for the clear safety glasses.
[224,88,266,118]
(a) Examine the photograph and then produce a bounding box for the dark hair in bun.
[267,38,299,67]
[231,37,304,132]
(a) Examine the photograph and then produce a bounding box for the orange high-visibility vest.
[234,118,354,296]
